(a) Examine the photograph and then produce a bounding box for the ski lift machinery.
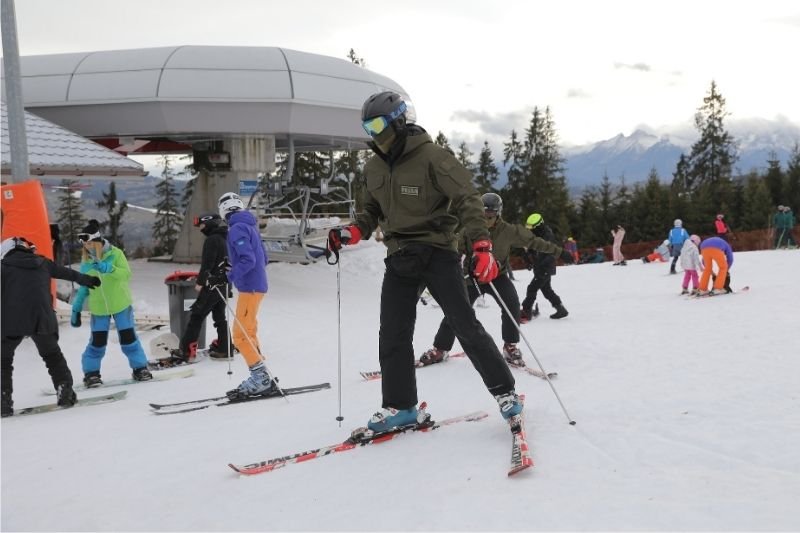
[246,137,357,263]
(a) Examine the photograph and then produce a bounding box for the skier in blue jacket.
[667,219,689,274]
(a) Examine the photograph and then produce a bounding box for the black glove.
[207,272,229,289]
[560,250,575,264]
[70,311,81,328]
[83,275,101,288]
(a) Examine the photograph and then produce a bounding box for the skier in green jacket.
[71,220,152,387]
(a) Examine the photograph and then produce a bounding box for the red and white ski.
[507,394,534,476]
[228,408,488,476]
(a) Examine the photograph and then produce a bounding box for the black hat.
[78,219,103,243]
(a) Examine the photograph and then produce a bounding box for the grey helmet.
[481,193,503,216]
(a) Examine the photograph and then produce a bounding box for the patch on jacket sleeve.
[400,185,420,196]
[235,238,247,246]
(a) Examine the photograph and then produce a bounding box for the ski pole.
[223,284,233,376]
[212,285,287,401]
[486,278,576,426]
[334,255,345,426]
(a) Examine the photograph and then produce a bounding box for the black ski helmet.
[481,193,503,216]
[193,213,223,235]
[361,91,415,123]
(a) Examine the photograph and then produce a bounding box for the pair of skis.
[149,383,331,415]
[360,352,557,382]
[228,397,533,477]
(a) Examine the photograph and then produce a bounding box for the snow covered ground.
[2,240,799,531]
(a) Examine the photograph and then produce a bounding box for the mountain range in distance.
[559,117,800,189]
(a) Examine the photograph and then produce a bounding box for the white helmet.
[218,192,244,219]
[674,219,682,227]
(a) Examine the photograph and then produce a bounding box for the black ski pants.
[433,273,520,350]
[521,271,562,312]
[180,287,229,354]
[2,333,74,395]
[379,244,515,410]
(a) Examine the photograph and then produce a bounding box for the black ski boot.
[83,371,103,388]
[56,383,77,407]
[132,367,153,381]
[550,304,569,319]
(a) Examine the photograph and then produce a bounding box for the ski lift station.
[11,45,410,262]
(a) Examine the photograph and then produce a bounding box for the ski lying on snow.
[150,383,331,415]
[41,368,194,395]
[11,391,128,417]
[360,351,557,382]
[228,407,489,475]
[507,394,534,476]
[690,285,750,298]
[359,352,466,381]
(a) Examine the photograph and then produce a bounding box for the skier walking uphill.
[610,225,626,265]
[1,237,101,416]
[72,220,152,387]
[667,219,689,274]
[520,213,570,321]
[698,236,733,295]
[215,192,273,400]
[170,213,233,362]
[328,91,525,431]
[420,196,569,368]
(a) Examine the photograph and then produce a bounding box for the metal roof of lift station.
[9,45,410,154]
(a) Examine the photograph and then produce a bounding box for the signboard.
[239,180,259,196]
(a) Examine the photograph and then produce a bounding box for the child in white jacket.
[679,235,703,294]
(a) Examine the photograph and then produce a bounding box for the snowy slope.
[2,240,799,531]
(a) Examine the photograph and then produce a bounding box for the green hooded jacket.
[355,131,489,256]
[79,244,133,316]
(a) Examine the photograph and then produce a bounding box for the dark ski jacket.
[527,224,559,276]
[197,225,229,288]
[1,249,98,336]
[356,126,490,256]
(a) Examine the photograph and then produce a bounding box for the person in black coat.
[171,214,233,361]
[1,236,101,416]
[520,214,569,320]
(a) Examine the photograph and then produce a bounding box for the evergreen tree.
[683,80,739,217]
[627,169,670,242]
[152,157,182,256]
[785,143,800,213]
[501,107,569,229]
[740,172,773,230]
[347,48,367,68]
[576,187,603,247]
[598,174,614,233]
[474,141,499,194]
[456,141,476,176]
[763,151,785,207]
[434,131,452,152]
[96,182,128,250]
[54,179,86,263]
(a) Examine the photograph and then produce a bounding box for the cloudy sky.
[10,0,800,150]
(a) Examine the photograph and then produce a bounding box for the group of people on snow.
[3,89,756,433]
[1,190,272,416]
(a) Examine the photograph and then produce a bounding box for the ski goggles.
[362,102,407,137]
[193,214,220,227]
[77,231,101,243]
